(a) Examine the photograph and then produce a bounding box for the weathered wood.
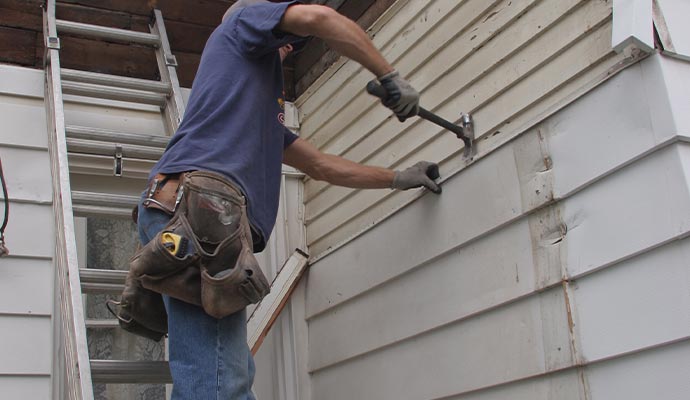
[57,0,231,27]
[0,26,37,66]
[295,0,396,96]
[0,1,43,30]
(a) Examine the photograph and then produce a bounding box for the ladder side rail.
[44,2,94,399]
[151,9,186,134]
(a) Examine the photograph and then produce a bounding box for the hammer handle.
[366,81,465,138]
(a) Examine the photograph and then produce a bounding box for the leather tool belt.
[110,171,270,341]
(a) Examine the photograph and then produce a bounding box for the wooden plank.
[304,0,585,204]
[304,49,646,316]
[0,1,43,30]
[0,377,51,400]
[0,258,53,315]
[0,26,37,66]
[305,0,604,222]
[310,288,571,399]
[0,316,52,374]
[573,237,690,361]
[295,0,398,95]
[247,249,310,355]
[57,0,230,27]
[585,340,690,400]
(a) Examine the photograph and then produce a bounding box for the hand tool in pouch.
[366,81,475,157]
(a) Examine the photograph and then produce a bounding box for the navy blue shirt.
[150,1,303,251]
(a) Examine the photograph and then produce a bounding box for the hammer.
[366,81,475,157]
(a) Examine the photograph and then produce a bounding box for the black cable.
[0,156,9,256]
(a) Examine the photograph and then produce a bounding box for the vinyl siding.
[302,54,690,399]
[0,65,53,398]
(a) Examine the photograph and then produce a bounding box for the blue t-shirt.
[150,1,304,252]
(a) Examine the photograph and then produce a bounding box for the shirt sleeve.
[283,127,299,149]
[232,1,306,57]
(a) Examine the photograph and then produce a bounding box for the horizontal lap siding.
[303,54,690,399]
[0,66,55,395]
[298,0,631,258]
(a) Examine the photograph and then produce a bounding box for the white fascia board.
[653,0,690,61]
[284,101,300,132]
[612,0,654,54]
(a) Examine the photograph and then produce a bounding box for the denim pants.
[137,195,257,400]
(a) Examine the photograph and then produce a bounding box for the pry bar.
[366,81,475,157]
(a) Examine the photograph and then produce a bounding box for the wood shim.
[247,249,310,355]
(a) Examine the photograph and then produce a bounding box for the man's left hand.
[392,161,442,194]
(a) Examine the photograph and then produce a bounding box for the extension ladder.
[43,2,309,398]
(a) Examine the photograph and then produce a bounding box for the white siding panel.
[0,203,55,258]
[572,237,690,362]
[0,95,49,149]
[0,147,52,203]
[306,20,617,248]
[562,145,690,277]
[0,258,53,316]
[585,340,690,400]
[311,288,572,400]
[0,376,51,399]
[446,369,584,400]
[306,143,524,318]
[0,316,52,374]
[308,219,547,371]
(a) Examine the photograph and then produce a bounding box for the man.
[136,1,441,398]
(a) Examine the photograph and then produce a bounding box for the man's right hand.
[378,70,419,122]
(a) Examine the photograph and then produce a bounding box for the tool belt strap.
[143,173,183,215]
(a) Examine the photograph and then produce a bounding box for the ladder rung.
[62,69,171,94]
[80,268,127,285]
[82,283,125,294]
[66,126,170,148]
[72,191,139,209]
[80,268,127,294]
[90,360,171,384]
[56,20,161,47]
[86,319,120,329]
[67,138,164,160]
[72,191,139,218]
[62,81,167,106]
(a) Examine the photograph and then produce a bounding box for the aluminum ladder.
[43,1,184,398]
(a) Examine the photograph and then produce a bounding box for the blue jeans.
[137,194,256,400]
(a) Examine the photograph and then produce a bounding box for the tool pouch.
[183,171,270,318]
[107,270,168,342]
[128,170,269,320]
[129,215,202,306]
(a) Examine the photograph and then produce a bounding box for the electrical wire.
[0,156,9,256]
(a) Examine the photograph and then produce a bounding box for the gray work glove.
[392,161,442,194]
[378,70,419,122]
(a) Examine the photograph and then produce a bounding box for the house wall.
[297,0,650,259]
[301,53,690,399]
[0,65,54,399]
[0,64,306,399]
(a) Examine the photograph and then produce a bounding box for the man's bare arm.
[279,4,393,77]
[283,138,394,189]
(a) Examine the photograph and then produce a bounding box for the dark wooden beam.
[57,0,233,27]
[0,26,38,66]
[294,0,397,96]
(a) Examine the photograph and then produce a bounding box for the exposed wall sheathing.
[297,0,647,258]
